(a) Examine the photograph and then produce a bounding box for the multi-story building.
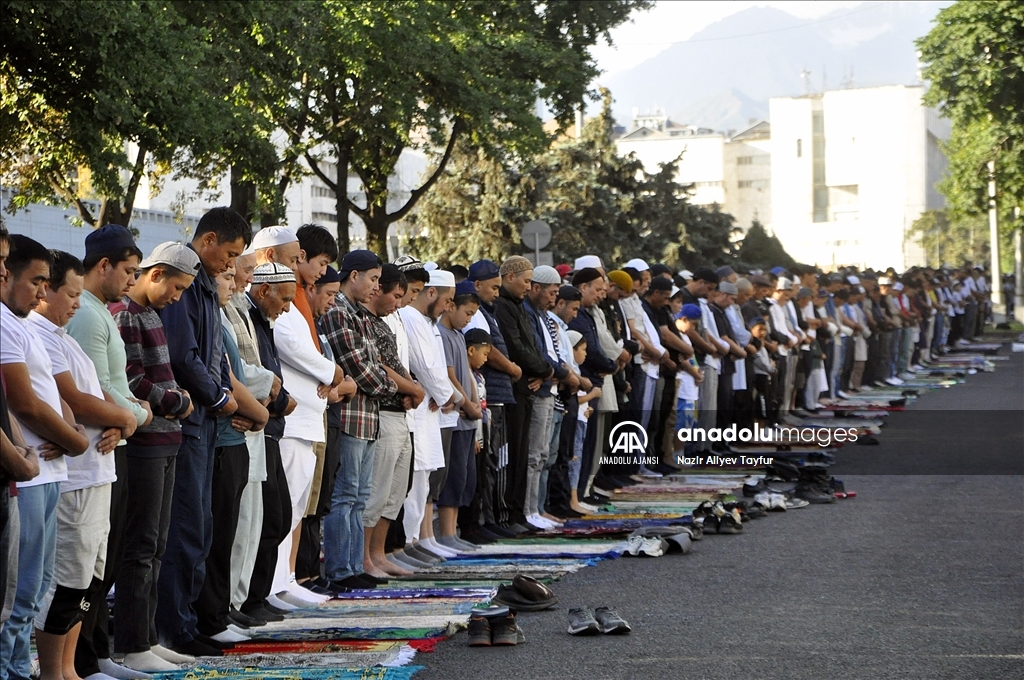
[769,84,949,270]
[615,112,771,233]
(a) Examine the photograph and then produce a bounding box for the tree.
[917,1,1024,224]
[405,141,528,264]
[0,0,234,228]
[735,219,796,270]
[295,0,649,256]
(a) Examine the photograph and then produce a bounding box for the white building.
[769,84,949,271]
[3,144,428,260]
[615,112,772,233]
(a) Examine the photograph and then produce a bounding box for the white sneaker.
[151,645,194,664]
[836,390,851,399]
[898,372,915,381]
[122,651,178,673]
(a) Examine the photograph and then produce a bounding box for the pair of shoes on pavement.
[624,534,669,556]
[693,500,743,534]
[490,574,558,611]
[467,606,525,646]
[567,607,631,635]
[629,526,693,554]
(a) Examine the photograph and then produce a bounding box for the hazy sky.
[592,0,872,80]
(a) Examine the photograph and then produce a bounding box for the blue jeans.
[537,409,564,514]
[0,483,59,680]
[570,420,587,490]
[156,422,216,647]
[323,433,376,581]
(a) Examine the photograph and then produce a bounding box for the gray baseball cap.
[139,242,201,275]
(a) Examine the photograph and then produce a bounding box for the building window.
[796,139,802,158]
[738,180,752,188]
[738,179,769,190]
[737,156,753,165]
[311,211,338,223]
[312,186,335,198]
[694,181,723,188]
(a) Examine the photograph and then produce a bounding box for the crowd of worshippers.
[0,208,994,678]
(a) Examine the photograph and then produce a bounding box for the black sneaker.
[593,606,631,635]
[467,614,492,646]
[567,607,601,636]
[484,523,517,538]
[490,611,519,645]
[717,514,743,534]
[194,632,234,651]
[491,583,557,611]
[794,484,836,504]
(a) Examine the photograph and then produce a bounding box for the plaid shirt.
[320,292,397,440]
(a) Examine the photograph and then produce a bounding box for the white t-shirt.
[385,310,416,433]
[676,334,699,401]
[0,303,69,487]
[28,311,115,492]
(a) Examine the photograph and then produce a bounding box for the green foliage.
[917,1,1024,224]
[910,208,1018,273]
[735,220,795,270]
[0,0,235,227]
[410,90,740,269]
[405,141,530,264]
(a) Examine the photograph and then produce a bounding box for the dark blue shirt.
[159,249,229,438]
[568,306,617,382]
[474,303,515,406]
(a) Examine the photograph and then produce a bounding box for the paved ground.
[417,348,1024,680]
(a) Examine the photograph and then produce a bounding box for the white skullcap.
[428,269,456,287]
[243,225,297,255]
[623,258,649,272]
[574,255,603,270]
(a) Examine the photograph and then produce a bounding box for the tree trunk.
[335,147,350,256]
[99,198,123,228]
[229,165,257,224]
[364,203,390,258]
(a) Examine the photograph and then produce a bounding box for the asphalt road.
[416,348,1024,680]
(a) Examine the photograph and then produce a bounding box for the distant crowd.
[0,208,993,678]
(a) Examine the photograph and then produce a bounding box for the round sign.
[520,220,552,250]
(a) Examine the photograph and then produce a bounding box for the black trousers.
[459,405,499,533]
[296,426,341,581]
[546,396,577,512]
[503,394,532,524]
[76,447,128,676]
[114,454,176,654]
[242,437,291,614]
[195,443,249,635]
[767,355,786,425]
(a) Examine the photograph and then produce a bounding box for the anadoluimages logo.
[609,420,648,455]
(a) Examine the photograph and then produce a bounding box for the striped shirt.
[110,297,190,456]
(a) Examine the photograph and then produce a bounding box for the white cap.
[670,286,680,298]
[776,277,791,290]
[623,258,649,272]
[251,262,296,284]
[243,225,297,255]
[679,269,693,281]
[893,282,905,291]
[574,255,603,270]
[847,275,860,285]
[424,261,439,271]
[531,265,562,285]
[428,269,456,287]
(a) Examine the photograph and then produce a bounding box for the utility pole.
[1014,207,1023,322]
[987,160,1000,309]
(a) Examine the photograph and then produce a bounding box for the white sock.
[122,651,179,673]
[266,593,299,611]
[210,628,250,643]
[85,674,121,680]
[151,645,195,664]
[98,658,152,680]
[421,537,458,557]
[286,582,328,602]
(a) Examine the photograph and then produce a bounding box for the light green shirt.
[66,289,149,428]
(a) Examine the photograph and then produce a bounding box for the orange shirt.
[292,289,321,352]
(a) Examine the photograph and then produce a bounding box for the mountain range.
[603,2,950,134]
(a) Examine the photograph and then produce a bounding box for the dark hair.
[193,207,253,248]
[6,235,51,279]
[453,292,480,308]
[296,224,338,263]
[449,264,469,282]
[0,222,8,244]
[380,272,408,296]
[693,267,720,284]
[48,250,85,291]
[834,288,850,301]
[82,244,144,273]
[404,267,431,285]
[622,266,642,282]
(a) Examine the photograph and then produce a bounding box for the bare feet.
[362,562,391,579]
[542,512,565,523]
[375,556,413,576]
